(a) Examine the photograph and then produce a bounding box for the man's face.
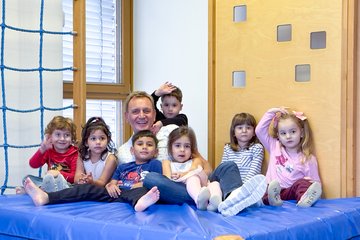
[125,97,156,133]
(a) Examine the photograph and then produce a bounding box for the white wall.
[133,0,209,158]
[0,0,63,193]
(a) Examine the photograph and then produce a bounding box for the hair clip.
[292,111,307,121]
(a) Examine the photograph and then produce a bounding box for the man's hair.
[125,91,155,112]
[131,130,159,148]
[161,86,183,103]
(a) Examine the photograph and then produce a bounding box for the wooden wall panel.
[212,0,349,198]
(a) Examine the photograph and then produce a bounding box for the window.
[62,0,132,147]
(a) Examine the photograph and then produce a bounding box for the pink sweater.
[255,110,321,188]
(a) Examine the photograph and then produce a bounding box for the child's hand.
[303,176,315,183]
[171,172,181,180]
[39,134,53,153]
[268,107,288,114]
[46,169,60,178]
[155,82,176,96]
[151,121,163,135]
[105,182,122,198]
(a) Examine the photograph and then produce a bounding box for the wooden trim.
[122,0,133,140]
[341,0,357,197]
[64,0,133,143]
[208,0,215,168]
[72,0,87,140]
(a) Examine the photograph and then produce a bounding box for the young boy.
[17,116,78,194]
[24,130,162,212]
[151,82,188,134]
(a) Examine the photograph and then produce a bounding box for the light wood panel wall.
[209,0,358,198]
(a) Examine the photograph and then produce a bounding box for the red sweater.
[29,145,78,183]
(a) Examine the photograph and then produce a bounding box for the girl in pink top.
[255,107,322,207]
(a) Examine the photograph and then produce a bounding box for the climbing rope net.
[0,0,74,194]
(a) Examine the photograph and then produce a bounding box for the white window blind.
[62,0,123,148]
[62,0,118,83]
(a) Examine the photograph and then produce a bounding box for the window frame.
[63,0,133,143]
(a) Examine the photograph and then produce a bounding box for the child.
[162,126,222,211]
[24,116,78,193]
[74,117,118,187]
[24,130,162,212]
[221,113,264,181]
[255,107,322,207]
[217,113,267,216]
[151,82,188,134]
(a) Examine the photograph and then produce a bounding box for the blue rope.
[0,0,75,194]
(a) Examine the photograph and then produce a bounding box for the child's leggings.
[262,178,312,205]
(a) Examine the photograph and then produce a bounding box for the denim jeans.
[209,161,243,199]
[143,161,242,205]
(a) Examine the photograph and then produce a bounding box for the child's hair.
[132,130,159,148]
[229,113,259,151]
[167,126,197,159]
[45,116,77,144]
[269,110,314,162]
[79,117,117,161]
[161,86,183,103]
[125,91,155,112]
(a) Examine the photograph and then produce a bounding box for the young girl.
[221,113,264,181]
[23,116,78,193]
[162,126,222,211]
[217,113,267,216]
[255,107,322,207]
[74,117,118,187]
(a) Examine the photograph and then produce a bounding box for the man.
[118,91,266,216]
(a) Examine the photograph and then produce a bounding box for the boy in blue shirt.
[24,130,162,212]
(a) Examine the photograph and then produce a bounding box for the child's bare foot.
[23,177,49,206]
[15,186,26,195]
[134,186,160,212]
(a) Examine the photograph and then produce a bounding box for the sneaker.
[55,174,70,191]
[41,174,56,193]
[196,187,210,210]
[207,194,222,212]
[218,174,267,216]
[297,182,322,207]
[267,180,283,206]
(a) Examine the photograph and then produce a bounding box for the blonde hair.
[269,110,314,163]
[45,116,77,144]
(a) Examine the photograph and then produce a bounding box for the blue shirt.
[112,159,162,189]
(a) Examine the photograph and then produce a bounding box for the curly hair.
[45,116,77,144]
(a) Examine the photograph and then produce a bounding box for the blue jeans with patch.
[143,161,242,205]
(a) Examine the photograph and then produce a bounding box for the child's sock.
[41,174,56,193]
[219,174,267,216]
[54,174,69,191]
[207,181,222,212]
[207,194,222,212]
[218,174,266,213]
[297,181,322,207]
[196,187,210,210]
[267,180,283,206]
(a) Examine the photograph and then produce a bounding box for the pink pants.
[262,178,312,205]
